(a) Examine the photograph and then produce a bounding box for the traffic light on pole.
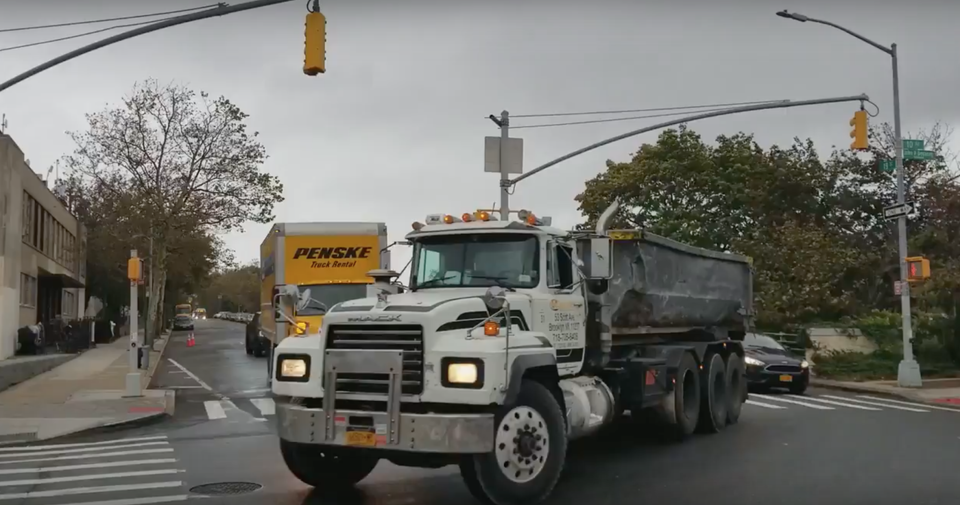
[303,11,326,76]
[905,256,930,282]
[849,110,868,150]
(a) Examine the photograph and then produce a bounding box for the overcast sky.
[2,0,959,278]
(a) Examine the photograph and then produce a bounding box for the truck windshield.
[412,233,539,290]
[291,284,369,317]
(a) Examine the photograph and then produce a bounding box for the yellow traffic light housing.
[127,257,142,281]
[905,256,930,282]
[850,110,868,150]
[303,11,326,75]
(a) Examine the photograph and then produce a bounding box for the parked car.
[173,314,194,331]
[245,312,269,357]
[743,332,810,394]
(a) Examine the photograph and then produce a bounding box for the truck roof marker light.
[412,221,424,231]
[477,210,491,221]
[484,320,500,336]
[443,215,462,224]
[462,213,474,222]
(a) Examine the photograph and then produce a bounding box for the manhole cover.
[189,482,262,495]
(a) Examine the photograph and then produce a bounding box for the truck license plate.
[345,431,376,447]
[779,375,793,382]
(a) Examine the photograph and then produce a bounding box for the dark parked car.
[245,312,269,357]
[743,332,810,394]
[173,314,194,331]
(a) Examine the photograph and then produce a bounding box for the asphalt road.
[5,318,960,505]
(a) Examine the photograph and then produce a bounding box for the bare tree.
[62,79,284,343]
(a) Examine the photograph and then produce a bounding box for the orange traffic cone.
[187,333,195,347]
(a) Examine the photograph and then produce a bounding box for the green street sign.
[880,159,896,172]
[903,139,924,151]
[904,149,934,161]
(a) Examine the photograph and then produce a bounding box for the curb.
[811,378,934,404]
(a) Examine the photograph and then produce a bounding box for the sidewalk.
[812,376,960,405]
[0,332,174,443]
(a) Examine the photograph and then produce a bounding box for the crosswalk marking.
[0,441,169,460]
[0,434,187,504]
[787,395,881,411]
[0,458,177,475]
[0,435,168,453]
[857,395,960,412]
[78,496,189,505]
[821,395,929,412]
[0,448,175,466]
[251,398,276,416]
[0,480,183,500]
[204,400,227,419]
[745,399,787,409]
[750,394,834,410]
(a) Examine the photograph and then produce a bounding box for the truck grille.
[325,324,424,395]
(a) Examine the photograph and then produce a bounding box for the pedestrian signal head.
[905,256,930,282]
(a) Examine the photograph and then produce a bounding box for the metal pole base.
[123,372,142,397]
[897,359,922,388]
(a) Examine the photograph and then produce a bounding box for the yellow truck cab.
[260,222,390,379]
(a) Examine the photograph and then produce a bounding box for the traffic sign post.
[883,202,914,221]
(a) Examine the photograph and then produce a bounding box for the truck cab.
[271,206,750,505]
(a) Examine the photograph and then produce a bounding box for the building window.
[19,273,37,307]
[62,290,76,318]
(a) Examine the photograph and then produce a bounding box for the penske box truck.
[259,222,390,374]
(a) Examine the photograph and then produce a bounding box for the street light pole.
[776,10,921,387]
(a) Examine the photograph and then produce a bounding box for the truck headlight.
[276,354,311,382]
[441,358,484,389]
[801,360,809,369]
[744,356,765,367]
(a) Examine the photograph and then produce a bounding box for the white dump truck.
[270,202,753,505]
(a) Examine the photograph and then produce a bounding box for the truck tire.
[670,352,701,440]
[466,379,567,505]
[279,440,378,488]
[697,352,727,434]
[724,354,746,425]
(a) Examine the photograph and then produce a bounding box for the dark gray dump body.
[600,231,753,336]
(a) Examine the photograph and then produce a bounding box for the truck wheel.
[697,353,727,433]
[279,440,378,488]
[724,354,746,425]
[669,352,701,440]
[466,379,567,505]
[458,457,493,504]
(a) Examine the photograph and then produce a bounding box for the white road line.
[0,468,183,487]
[204,401,227,420]
[750,394,834,410]
[250,398,276,416]
[0,448,174,466]
[167,386,205,389]
[0,435,168,453]
[820,395,929,412]
[73,495,189,505]
[786,395,881,411]
[0,480,182,500]
[0,458,178,475]
[166,358,214,391]
[857,395,960,412]
[0,442,169,460]
[240,388,271,394]
[745,399,787,409]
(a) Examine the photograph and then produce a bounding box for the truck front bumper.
[276,401,494,453]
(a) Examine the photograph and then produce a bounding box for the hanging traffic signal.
[303,11,326,75]
[905,256,930,282]
[849,110,868,150]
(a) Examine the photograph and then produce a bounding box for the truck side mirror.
[576,238,613,280]
[277,284,300,312]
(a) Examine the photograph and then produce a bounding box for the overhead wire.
[510,105,770,130]
[0,18,184,53]
[0,4,224,33]
[510,99,786,119]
